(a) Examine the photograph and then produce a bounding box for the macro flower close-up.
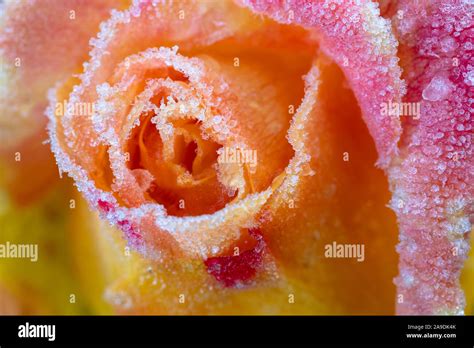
[0,0,473,321]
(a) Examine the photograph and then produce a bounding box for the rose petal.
[382,0,473,315]
[259,57,399,314]
[239,0,406,167]
[0,0,122,147]
[0,0,122,203]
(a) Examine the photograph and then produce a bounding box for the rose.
[46,0,321,261]
[45,0,406,314]
[1,0,472,315]
[45,0,406,264]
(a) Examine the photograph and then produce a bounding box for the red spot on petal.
[118,219,143,246]
[97,199,114,213]
[204,228,265,287]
